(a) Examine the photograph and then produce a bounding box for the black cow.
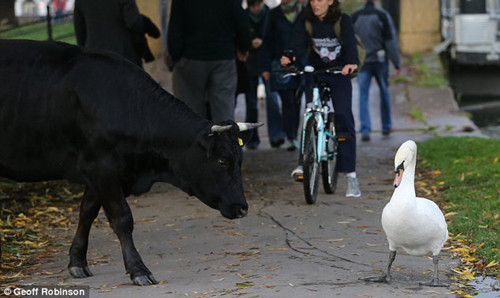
[0,39,260,285]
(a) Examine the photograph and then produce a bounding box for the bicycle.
[280,65,347,204]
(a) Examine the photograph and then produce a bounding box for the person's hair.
[305,0,341,22]
[247,0,263,7]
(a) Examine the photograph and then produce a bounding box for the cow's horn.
[210,125,233,133]
[237,122,264,132]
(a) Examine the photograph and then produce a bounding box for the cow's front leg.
[68,187,102,278]
[101,189,158,286]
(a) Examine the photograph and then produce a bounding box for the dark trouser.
[243,75,261,146]
[298,74,356,173]
[173,58,236,123]
[278,89,301,142]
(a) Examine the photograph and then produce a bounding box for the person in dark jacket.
[282,0,361,198]
[241,0,286,150]
[168,0,251,123]
[74,0,144,67]
[352,0,401,142]
[261,0,305,151]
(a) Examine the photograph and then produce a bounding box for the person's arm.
[383,11,401,74]
[73,0,86,46]
[167,0,184,62]
[234,1,251,54]
[287,13,308,67]
[340,14,359,75]
[119,0,143,35]
[260,9,275,80]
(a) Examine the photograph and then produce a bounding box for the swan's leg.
[360,250,396,283]
[419,256,448,287]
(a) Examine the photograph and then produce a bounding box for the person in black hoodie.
[281,0,361,198]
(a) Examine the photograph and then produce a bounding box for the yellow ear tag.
[238,138,244,147]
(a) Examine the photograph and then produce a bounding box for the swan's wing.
[416,197,449,247]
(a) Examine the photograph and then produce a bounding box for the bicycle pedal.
[336,133,350,141]
[294,175,304,183]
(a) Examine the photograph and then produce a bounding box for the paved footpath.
[17,62,484,297]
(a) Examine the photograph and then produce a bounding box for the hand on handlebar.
[281,56,293,66]
[261,71,271,81]
[342,64,358,76]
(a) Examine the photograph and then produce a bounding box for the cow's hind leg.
[68,187,102,278]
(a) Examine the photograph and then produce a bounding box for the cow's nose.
[237,206,248,218]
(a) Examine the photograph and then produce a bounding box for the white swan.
[361,140,449,287]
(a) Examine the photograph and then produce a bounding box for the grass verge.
[417,137,499,280]
[0,21,76,44]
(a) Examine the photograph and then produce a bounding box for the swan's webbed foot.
[419,278,448,287]
[359,273,391,283]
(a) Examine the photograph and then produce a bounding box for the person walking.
[167,0,251,123]
[242,0,286,149]
[282,0,361,198]
[74,0,144,67]
[352,0,401,142]
[261,0,305,151]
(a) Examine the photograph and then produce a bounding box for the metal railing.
[0,5,74,43]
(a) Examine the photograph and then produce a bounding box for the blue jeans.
[278,89,301,142]
[244,76,261,146]
[262,79,286,142]
[358,62,392,135]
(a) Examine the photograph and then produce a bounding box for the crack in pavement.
[258,206,369,269]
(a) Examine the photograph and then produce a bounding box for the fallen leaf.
[445,212,459,220]
[265,247,288,251]
[366,243,384,247]
[486,260,499,268]
[236,282,254,288]
[327,238,344,243]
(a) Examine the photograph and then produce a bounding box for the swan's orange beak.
[393,169,403,188]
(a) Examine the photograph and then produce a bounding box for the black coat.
[74,0,144,66]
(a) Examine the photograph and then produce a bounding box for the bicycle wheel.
[322,112,338,194]
[303,116,320,204]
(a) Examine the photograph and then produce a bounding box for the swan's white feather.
[381,140,448,257]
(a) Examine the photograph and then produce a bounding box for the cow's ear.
[237,130,254,147]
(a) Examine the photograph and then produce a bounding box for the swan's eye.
[395,161,405,173]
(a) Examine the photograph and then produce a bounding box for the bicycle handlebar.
[274,65,344,78]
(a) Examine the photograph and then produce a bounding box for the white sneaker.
[286,139,299,151]
[291,165,303,182]
[346,177,361,197]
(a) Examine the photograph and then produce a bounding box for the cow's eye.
[217,158,229,168]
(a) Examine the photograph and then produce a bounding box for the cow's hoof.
[132,274,158,286]
[69,265,93,278]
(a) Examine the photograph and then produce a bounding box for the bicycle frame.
[301,86,335,164]
[277,65,342,165]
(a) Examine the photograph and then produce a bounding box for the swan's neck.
[392,162,416,203]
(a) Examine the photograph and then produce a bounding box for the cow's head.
[179,121,261,219]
